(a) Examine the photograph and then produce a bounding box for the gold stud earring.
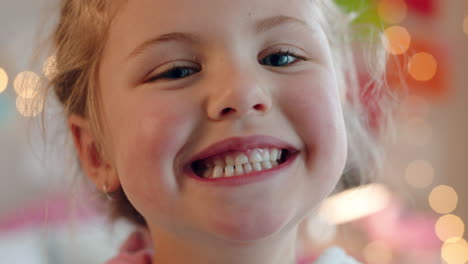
[102,184,114,201]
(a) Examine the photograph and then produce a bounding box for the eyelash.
[146,48,307,83]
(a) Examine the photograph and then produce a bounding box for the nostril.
[221,107,234,115]
[253,104,265,111]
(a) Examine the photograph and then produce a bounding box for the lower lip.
[184,152,299,187]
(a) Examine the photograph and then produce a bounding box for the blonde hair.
[46,0,399,227]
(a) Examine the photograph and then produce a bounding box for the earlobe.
[68,114,120,192]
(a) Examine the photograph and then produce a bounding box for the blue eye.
[148,67,199,82]
[147,49,305,83]
[260,50,304,67]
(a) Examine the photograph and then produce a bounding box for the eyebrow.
[125,15,310,62]
[255,15,309,35]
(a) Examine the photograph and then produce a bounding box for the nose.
[205,60,272,121]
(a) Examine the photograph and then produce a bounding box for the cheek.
[279,71,347,178]
[111,97,196,209]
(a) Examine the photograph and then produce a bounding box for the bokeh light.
[319,184,391,225]
[435,214,465,242]
[13,71,41,99]
[429,185,458,214]
[463,15,468,36]
[408,52,438,81]
[43,55,57,80]
[16,96,43,117]
[378,0,408,24]
[405,160,435,189]
[363,240,393,264]
[383,26,411,55]
[0,67,8,94]
[441,239,468,264]
[402,117,433,146]
[305,214,337,245]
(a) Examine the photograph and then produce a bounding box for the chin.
[205,206,295,242]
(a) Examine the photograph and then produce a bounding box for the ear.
[68,114,120,192]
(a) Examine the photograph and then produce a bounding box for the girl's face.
[98,0,347,242]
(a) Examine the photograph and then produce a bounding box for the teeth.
[196,148,289,178]
[261,160,272,169]
[260,149,270,161]
[249,150,263,163]
[209,148,284,168]
[212,166,223,178]
[243,163,252,173]
[225,165,234,177]
[202,159,283,179]
[235,154,249,164]
[235,164,244,175]
[253,162,262,171]
[270,149,279,161]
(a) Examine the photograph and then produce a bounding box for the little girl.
[46,0,396,263]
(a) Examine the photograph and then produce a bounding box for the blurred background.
[0,0,467,263]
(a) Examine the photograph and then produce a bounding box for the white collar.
[312,247,361,264]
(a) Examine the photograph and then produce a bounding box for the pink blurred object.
[357,197,441,253]
[297,255,318,264]
[405,0,436,16]
[0,192,98,234]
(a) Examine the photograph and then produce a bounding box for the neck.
[149,224,299,264]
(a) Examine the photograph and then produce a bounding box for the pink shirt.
[105,231,153,264]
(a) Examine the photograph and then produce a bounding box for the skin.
[69,0,348,263]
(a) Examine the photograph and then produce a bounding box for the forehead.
[101,0,326,71]
[110,0,319,36]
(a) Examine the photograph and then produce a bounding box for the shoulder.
[312,247,361,264]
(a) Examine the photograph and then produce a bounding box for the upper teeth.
[200,148,284,178]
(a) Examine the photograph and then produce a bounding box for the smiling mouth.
[190,148,292,179]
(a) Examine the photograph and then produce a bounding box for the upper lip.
[185,135,299,167]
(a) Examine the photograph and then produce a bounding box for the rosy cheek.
[121,101,197,191]
[279,74,346,169]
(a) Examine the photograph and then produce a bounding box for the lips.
[183,135,300,172]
